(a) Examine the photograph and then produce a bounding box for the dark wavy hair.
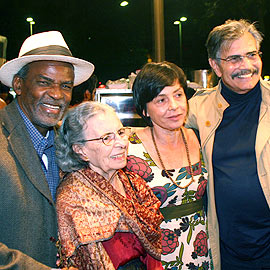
[132,61,187,126]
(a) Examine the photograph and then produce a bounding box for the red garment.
[103,232,144,268]
[103,232,163,269]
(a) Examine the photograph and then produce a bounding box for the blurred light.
[180,17,187,22]
[174,17,187,25]
[120,1,129,7]
[173,17,188,66]
[264,75,270,81]
[26,17,35,36]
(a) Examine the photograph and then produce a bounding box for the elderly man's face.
[14,61,74,136]
[209,32,262,94]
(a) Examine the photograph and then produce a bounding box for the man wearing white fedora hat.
[0,31,94,269]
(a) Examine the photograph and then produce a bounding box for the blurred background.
[1,0,269,85]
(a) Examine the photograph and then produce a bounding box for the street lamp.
[26,17,35,36]
[174,16,187,66]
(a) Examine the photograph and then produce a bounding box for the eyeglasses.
[79,127,132,146]
[216,51,262,65]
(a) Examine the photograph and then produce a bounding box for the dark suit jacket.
[0,101,58,269]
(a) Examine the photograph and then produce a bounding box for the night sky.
[1,0,270,84]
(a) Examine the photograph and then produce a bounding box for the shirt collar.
[16,100,54,158]
[221,80,261,105]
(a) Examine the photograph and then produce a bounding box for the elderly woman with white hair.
[55,101,163,270]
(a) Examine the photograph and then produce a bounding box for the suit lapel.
[3,102,54,202]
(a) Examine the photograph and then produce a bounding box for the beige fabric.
[0,31,94,87]
[186,78,270,270]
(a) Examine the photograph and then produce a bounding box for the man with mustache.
[186,19,270,270]
[0,31,94,269]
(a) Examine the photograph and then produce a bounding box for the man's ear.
[209,58,222,78]
[12,76,23,96]
[72,144,88,161]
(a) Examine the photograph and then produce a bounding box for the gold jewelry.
[151,127,194,189]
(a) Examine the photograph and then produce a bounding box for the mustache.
[231,68,259,79]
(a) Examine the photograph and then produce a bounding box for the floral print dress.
[126,133,213,270]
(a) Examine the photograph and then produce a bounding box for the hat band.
[21,45,73,57]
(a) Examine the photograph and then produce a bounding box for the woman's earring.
[81,155,89,162]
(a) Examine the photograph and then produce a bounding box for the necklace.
[151,127,194,189]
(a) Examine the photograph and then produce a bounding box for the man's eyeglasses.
[79,127,132,146]
[216,51,262,65]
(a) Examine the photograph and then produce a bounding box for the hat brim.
[0,55,94,87]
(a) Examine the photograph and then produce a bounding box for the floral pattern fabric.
[127,133,213,270]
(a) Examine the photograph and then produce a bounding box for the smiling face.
[209,32,262,94]
[13,61,74,136]
[146,81,187,131]
[76,111,129,180]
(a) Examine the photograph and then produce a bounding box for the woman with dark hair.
[126,61,212,269]
[69,74,98,107]
[55,101,163,270]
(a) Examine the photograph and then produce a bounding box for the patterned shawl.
[56,167,163,269]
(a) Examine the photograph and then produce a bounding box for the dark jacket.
[0,100,58,269]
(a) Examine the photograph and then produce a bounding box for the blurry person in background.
[126,61,212,269]
[69,74,98,107]
[0,82,14,104]
[0,30,94,269]
[55,101,163,270]
[186,19,270,270]
[0,97,6,109]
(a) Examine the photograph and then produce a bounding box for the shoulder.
[57,171,83,195]
[260,79,270,89]
[132,127,147,137]
[258,79,270,105]
[134,127,149,141]
[189,87,218,103]
[0,101,24,131]
[56,171,89,207]
[187,85,221,119]
[182,127,200,147]
[260,79,270,96]
[129,127,148,144]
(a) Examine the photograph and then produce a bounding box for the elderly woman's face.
[78,111,129,180]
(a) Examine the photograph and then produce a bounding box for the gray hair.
[206,19,263,60]
[55,101,116,172]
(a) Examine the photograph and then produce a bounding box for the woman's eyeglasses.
[79,127,132,146]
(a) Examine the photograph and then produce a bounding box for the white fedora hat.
[0,31,94,87]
